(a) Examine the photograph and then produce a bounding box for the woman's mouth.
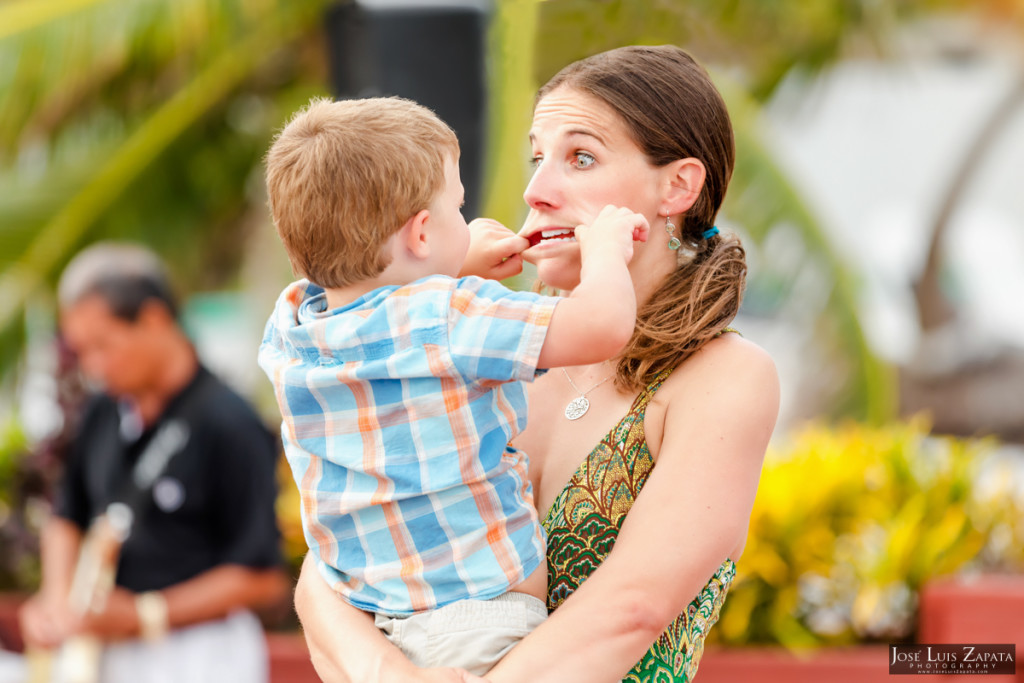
[527,228,576,248]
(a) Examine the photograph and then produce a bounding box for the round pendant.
[667,236,682,251]
[564,396,590,420]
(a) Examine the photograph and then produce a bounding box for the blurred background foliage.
[0,418,32,590]
[2,0,1023,645]
[711,418,1024,647]
[3,0,1020,418]
[0,0,331,374]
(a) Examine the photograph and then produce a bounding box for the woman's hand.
[459,218,529,280]
[296,553,387,682]
[295,554,490,683]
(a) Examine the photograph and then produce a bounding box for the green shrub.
[712,418,1024,648]
[0,417,41,591]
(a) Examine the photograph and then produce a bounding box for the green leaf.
[0,0,327,352]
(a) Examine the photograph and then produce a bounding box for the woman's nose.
[523,161,560,211]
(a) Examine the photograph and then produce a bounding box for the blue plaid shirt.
[259,275,559,615]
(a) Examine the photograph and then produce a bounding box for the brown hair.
[538,45,745,390]
[265,97,459,288]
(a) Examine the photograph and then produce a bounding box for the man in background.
[18,242,288,683]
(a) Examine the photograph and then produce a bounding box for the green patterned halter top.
[541,369,735,683]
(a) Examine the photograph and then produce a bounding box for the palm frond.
[0,0,329,377]
[0,0,113,41]
[0,0,311,154]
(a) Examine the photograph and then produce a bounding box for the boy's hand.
[459,218,529,280]
[574,205,649,265]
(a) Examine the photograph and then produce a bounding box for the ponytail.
[615,232,746,391]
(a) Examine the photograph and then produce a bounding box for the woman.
[294,44,779,683]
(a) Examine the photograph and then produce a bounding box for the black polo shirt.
[54,366,283,593]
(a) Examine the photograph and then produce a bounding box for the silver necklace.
[561,367,614,420]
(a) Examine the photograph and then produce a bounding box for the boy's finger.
[469,217,511,234]
[495,235,529,257]
[490,254,523,280]
[633,222,650,242]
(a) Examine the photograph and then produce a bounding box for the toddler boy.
[258,97,646,673]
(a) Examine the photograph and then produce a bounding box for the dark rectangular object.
[324,0,491,218]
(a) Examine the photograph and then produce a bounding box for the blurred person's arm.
[76,563,290,640]
[295,554,488,683]
[161,563,289,627]
[23,511,291,644]
[19,517,84,648]
[23,396,107,646]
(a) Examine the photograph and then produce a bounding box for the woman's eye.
[529,155,543,167]
[572,152,596,169]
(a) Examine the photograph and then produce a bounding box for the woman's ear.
[661,158,706,215]
[398,209,432,260]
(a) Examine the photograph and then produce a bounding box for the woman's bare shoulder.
[645,333,779,462]
[665,332,778,394]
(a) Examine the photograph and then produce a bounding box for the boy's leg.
[374,593,547,675]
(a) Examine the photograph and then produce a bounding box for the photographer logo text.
[889,644,1015,675]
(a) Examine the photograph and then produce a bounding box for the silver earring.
[665,217,681,251]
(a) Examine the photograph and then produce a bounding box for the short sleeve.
[52,397,108,531]
[52,440,90,531]
[446,276,559,383]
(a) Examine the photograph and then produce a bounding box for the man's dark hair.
[58,242,179,321]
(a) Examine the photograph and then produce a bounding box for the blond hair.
[539,46,744,391]
[265,97,459,288]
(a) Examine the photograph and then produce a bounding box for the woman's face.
[520,86,673,291]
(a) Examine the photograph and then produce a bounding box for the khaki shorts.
[374,592,547,675]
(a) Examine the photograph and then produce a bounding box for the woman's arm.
[294,553,489,683]
[488,337,779,683]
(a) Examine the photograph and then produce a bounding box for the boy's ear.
[661,158,706,215]
[399,209,432,260]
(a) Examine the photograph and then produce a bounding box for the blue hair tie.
[702,225,719,240]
